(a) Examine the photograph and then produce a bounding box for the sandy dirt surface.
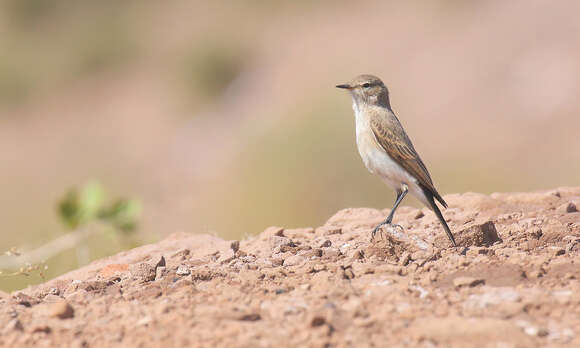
[1,187,579,347]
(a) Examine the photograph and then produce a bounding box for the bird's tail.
[421,186,457,247]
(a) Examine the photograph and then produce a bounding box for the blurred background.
[1,0,579,291]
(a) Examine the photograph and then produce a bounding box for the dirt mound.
[1,188,579,347]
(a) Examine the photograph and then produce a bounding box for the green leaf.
[58,189,81,229]
[98,198,141,234]
[78,180,105,222]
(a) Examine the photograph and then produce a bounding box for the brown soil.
[1,188,579,347]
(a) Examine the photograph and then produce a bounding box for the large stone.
[456,221,501,247]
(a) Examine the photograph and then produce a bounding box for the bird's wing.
[370,112,447,207]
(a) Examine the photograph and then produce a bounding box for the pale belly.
[356,129,411,189]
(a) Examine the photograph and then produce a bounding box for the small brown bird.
[337,74,457,247]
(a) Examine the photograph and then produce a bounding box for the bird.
[336,74,457,247]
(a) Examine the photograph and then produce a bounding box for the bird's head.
[336,74,390,108]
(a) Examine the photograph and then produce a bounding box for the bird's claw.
[370,222,404,242]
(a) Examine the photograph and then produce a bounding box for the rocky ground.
[1,187,579,347]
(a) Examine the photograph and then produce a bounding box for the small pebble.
[130,263,156,282]
[557,202,578,213]
[283,255,305,267]
[155,266,167,280]
[176,265,191,276]
[230,241,240,253]
[6,319,23,331]
[270,236,294,250]
[49,300,74,319]
[453,277,485,288]
[399,252,411,266]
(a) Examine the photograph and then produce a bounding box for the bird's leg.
[371,185,409,241]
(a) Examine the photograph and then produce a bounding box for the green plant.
[58,180,141,234]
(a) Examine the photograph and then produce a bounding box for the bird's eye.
[362,83,371,88]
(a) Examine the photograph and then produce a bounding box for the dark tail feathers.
[421,185,457,247]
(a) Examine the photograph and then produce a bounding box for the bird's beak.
[336,83,352,89]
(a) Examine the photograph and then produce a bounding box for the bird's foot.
[370,222,404,242]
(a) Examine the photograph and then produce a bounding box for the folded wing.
[370,112,448,208]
